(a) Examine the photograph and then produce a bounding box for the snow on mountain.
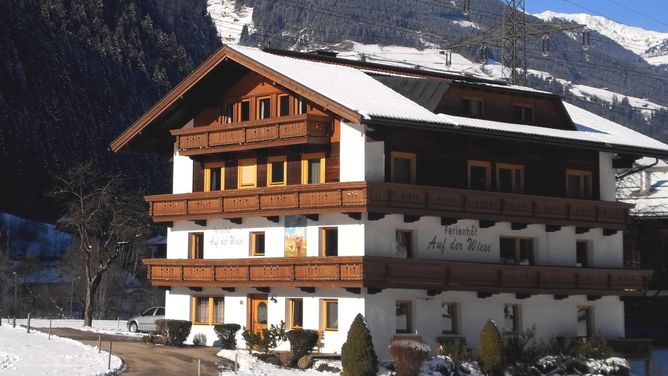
[535,11,668,66]
[207,0,254,45]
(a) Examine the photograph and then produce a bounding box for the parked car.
[127,306,165,333]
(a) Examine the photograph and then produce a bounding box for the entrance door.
[248,294,269,334]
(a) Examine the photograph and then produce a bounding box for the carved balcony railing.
[146,182,630,229]
[143,256,651,296]
[170,114,331,156]
[146,182,367,222]
[144,256,365,288]
[366,183,630,229]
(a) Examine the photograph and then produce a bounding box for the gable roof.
[111,45,668,158]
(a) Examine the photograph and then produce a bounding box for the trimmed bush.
[478,320,504,376]
[287,329,320,365]
[297,355,314,369]
[389,339,431,376]
[341,313,378,376]
[214,323,241,349]
[155,319,192,346]
[192,333,207,346]
[241,321,287,354]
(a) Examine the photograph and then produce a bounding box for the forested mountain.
[0,0,221,221]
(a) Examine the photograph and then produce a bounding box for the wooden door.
[248,294,269,334]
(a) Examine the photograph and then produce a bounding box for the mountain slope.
[535,11,668,67]
[0,0,221,221]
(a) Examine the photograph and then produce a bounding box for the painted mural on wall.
[426,223,492,255]
[284,215,307,257]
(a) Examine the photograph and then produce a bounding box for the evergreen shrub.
[241,321,287,354]
[155,319,192,346]
[214,323,241,349]
[287,329,320,365]
[478,320,504,376]
[341,313,378,376]
[389,339,431,376]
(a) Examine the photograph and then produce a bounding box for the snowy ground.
[0,324,122,375]
[218,349,342,376]
[8,318,143,337]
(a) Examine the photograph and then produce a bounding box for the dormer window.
[514,104,534,124]
[463,98,484,118]
[296,96,308,115]
[278,94,290,117]
[224,103,234,124]
[240,100,250,122]
[257,97,271,119]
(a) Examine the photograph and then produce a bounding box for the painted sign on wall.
[209,227,245,252]
[426,223,492,254]
[284,215,307,257]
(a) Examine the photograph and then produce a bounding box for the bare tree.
[52,162,149,326]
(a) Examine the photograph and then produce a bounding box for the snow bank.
[11,319,143,338]
[0,324,122,376]
[217,349,341,375]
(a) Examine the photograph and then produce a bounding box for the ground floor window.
[191,296,224,325]
[503,304,521,333]
[441,302,458,334]
[576,240,591,267]
[321,299,338,331]
[577,306,593,337]
[395,301,413,334]
[288,298,303,329]
[395,230,414,258]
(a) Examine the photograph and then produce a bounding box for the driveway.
[40,328,229,376]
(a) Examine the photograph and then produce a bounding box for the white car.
[127,306,165,333]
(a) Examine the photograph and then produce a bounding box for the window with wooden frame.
[390,151,416,184]
[278,94,291,117]
[468,160,491,191]
[191,296,224,325]
[395,301,413,334]
[500,237,534,265]
[189,232,204,259]
[257,96,271,119]
[204,162,225,192]
[503,304,521,332]
[267,156,287,186]
[224,103,234,124]
[296,96,308,115]
[577,306,593,337]
[566,169,593,199]
[301,152,325,184]
[321,299,338,331]
[514,104,534,124]
[319,227,338,256]
[576,240,591,268]
[462,98,484,118]
[496,163,524,193]
[238,158,257,189]
[239,99,251,122]
[441,302,458,334]
[395,230,414,258]
[250,232,265,256]
[287,298,303,329]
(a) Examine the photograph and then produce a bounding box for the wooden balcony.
[143,256,651,296]
[170,113,331,156]
[146,182,629,229]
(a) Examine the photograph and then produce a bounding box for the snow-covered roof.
[113,45,668,157]
[619,158,668,216]
[231,45,668,155]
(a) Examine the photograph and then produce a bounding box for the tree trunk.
[83,281,94,327]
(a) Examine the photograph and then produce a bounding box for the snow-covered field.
[9,318,143,337]
[0,324,122,375]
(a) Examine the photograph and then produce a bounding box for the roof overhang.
[365,116,668,159]
[110,45,362,153]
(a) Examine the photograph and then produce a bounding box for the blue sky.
[525,0,668,32]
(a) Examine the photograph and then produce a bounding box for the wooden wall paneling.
[194,107,221,127]
[257,155,268,188]
[226,158,238,190]
[326,143,340,183]
[286,151,302,185]
[193,161,204,192]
